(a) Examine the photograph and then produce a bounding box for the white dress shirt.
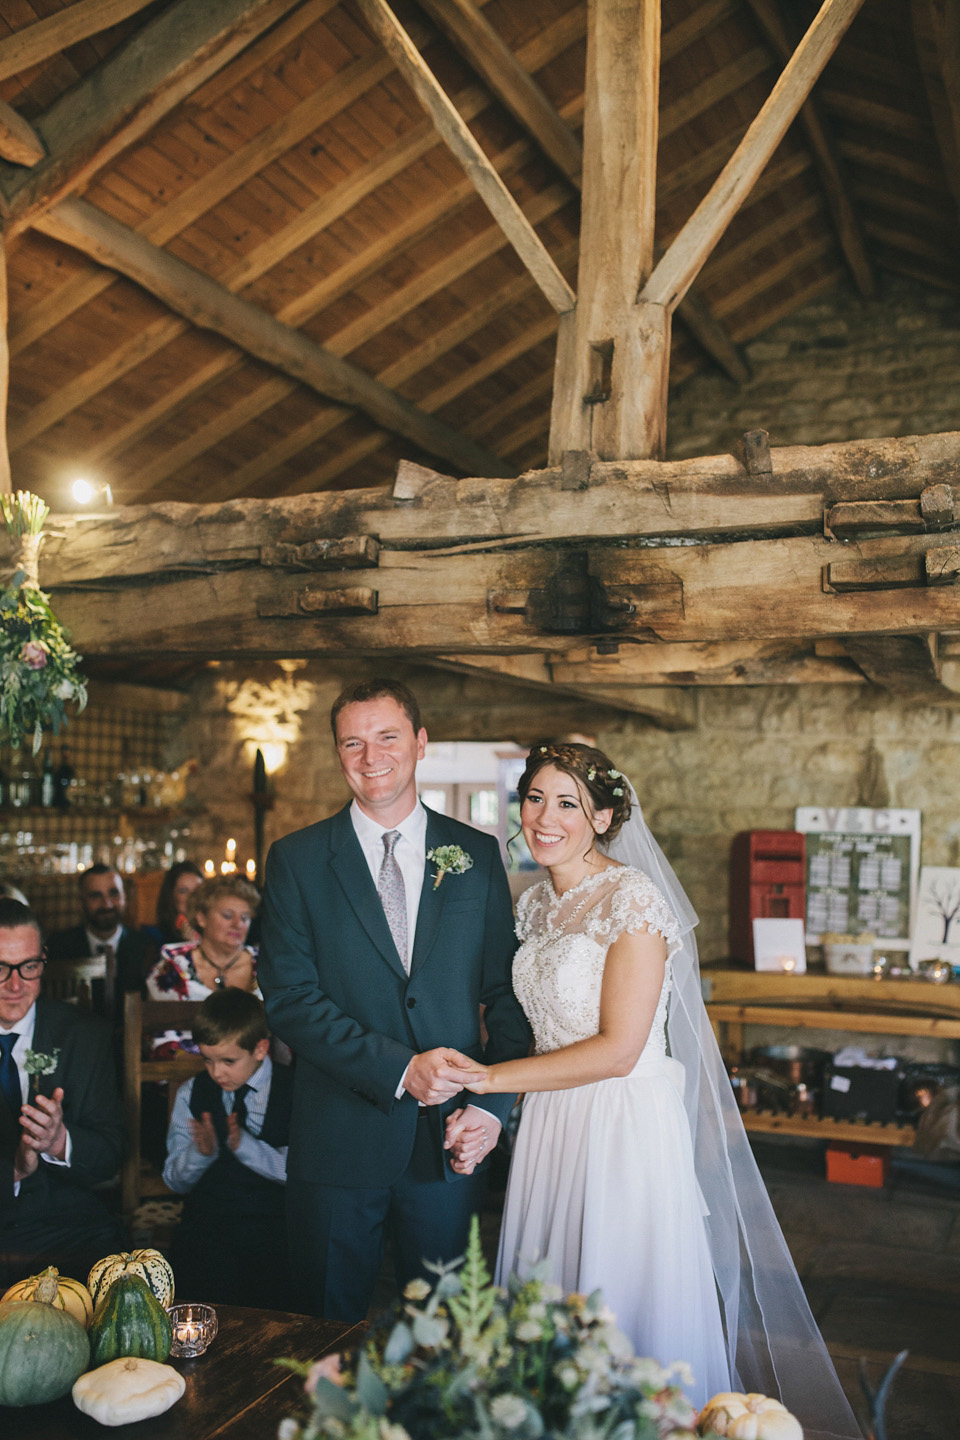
[85,922,124,955]
[2,1001,71,1195]
[350,799,427,970]
[162,1054,287,1191]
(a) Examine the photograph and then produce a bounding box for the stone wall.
[666,273,960,458]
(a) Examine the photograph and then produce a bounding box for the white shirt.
[85,923,123,956]
[162,1055,287,1192]
[1,1001,71,1194]
[350,799,427,970]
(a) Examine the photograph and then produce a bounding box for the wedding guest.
[141,861,203,950]
[145,875,260,1056]
[162,987,291,1308]
[46,864,154,1011]
[0,898,124,1288]
[449,742,860,1439]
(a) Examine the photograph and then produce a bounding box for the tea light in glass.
[168,1303,218,1358]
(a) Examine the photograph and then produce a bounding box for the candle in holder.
[168,1303,218,1358]
[245,858,256,881]
[778,955,797,974]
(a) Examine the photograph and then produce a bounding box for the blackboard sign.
[795,807,920,949]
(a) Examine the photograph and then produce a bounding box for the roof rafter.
[0,0,306,237]
[34,196,512,479]
[0,0,157,84]
[744,0,875,297]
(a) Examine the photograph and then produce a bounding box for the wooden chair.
[122,993,205,1217]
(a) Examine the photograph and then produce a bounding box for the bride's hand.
[462,1069,492,1094]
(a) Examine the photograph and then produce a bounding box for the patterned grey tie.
[378,830,409,972]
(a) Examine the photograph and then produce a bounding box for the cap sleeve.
[514,880,546,944]
[584,869,683,959]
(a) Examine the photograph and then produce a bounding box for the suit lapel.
[328,808,407,978]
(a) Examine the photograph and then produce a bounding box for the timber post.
[548,0,666,464]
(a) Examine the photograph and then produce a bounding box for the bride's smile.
[520,764,613,889]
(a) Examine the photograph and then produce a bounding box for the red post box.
[729,830,806,965]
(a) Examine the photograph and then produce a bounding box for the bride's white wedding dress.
[495,865,730,1408]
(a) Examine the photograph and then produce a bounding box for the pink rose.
[20,641,48,670]
[304,1353,343,1394]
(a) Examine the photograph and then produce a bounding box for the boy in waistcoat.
[162,988,292,1309]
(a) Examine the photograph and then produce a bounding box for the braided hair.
[518,742,632,842]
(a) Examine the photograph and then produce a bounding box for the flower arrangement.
[425,845,473,889]
[279,1217,715,1440]
[1,491,86,754]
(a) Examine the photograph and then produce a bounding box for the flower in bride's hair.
[612,787,624,797]
[587,767,596,781]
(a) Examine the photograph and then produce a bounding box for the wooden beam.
[744,0,875,298]
[39,526,960,659]
[0,0,157,83]
[14,429,960,586]
[549,0,666,462]
[911,0,960,222]
[674,287,750,385]
[844,634,943,692]
[546,640,864,686]
[641,0,867,313]
[33,197,511,479]
[418,0,582,186]
[0,0,305,236]
[429,653,699,728]
[352,0,575,315]
[0,97,44,167]
[0,237,9,494]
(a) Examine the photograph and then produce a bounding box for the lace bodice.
[513,866,681,1060]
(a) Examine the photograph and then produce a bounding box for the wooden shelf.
[739,1109,915,1147]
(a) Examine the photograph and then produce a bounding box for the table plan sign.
[795,808,920,951]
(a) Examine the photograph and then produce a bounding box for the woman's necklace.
[196,943,246,988]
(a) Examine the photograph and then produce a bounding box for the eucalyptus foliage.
[279,1217,713,1440]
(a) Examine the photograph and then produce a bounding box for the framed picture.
[909,867,960,970]
[794,807,921,951]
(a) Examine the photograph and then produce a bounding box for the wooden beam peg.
[488,590,530,616]
[560,450,593,492]
[741,428,773,479]
[925,546,960,586]
[260,535,380,569]
[393,459,455,501]
[921,483,957,530]
[258,586,378,616]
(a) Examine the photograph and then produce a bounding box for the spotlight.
[72,478,114,506]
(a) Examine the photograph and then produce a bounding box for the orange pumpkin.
[1,1266,94,1329]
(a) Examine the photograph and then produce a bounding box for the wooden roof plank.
[352,0,575,315]
[1,0,307,236]
[910,0,960,222]
[0,0,157,85]
[0,93,44,166]
[642,0,868,314]
[33,194,513,478]
[744,0,875,298]
[417,0,583,186]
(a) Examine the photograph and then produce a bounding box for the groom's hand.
[404,1048,485,1105]
[444,1106,502,1174]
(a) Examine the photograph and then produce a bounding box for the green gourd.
[0,1270,91,1406]
[88,1274,173,1367]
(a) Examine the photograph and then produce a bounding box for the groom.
[258,678,531,1320]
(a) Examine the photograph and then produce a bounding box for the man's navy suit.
[0,997,124,1287]
[45,924,153,1007]
[258,805,531,1318]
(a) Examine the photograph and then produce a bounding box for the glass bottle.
[40,752,55,807]
[53,744,76,809]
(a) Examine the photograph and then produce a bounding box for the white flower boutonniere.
[23,1047,60,1095]
[426,844,473,889]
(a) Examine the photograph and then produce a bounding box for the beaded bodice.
[513,866,681,1059]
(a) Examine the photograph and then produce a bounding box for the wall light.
[72,478,114,506]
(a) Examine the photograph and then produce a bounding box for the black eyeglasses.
[0,957,46,983]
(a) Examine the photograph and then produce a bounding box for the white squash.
[699,1392,804,1440]
[72,1356,185,1426]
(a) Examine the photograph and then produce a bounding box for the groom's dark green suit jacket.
[258,805,531,1189]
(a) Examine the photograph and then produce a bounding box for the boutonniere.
[426,845,473,889]
[23,1048,60,1095]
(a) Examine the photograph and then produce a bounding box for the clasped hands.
[14,1086,68,1183]
[404,1047,496,1176]
[189,1111,244,1156]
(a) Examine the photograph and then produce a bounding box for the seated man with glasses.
[0,897,124,1288]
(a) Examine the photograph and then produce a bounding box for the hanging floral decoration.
[0,490,87,754]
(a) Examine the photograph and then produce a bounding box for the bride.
[446,741,861,1440]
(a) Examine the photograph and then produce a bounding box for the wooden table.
[7,1306,365,1439]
